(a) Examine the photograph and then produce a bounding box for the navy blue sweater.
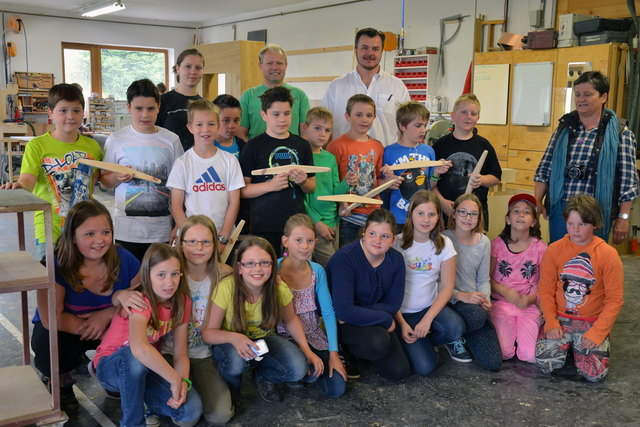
[327,240,405,329]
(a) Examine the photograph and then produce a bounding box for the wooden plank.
[345,178,400,212]
[465,150,488,194]
[387,160,447,171]
[317,194,383,205]
[0,189,50,212]
[558,0,640,20]
[77,158,162,184]
[284,76,341,83]
[286,45,353,55]
[0,251,48,291]
[220,220,245,264]
[0,365,54,425]
[251,165,330,175]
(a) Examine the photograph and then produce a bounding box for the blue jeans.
[95,346,203,427]
[213,335,307,389]
[453,301,502,371]
[301,348,346,398]
[339,220,361,247]
[398,305,466,376]
[549,200,567,243]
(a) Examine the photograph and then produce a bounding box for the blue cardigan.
[277,258,339,352]
[326,240,405,329]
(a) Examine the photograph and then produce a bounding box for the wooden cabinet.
[475,43,628,190]
[196,40,265,99]
[0,190,61,425]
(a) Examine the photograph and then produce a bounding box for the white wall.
[199,0,549,106]
[3,12,194,87]
[4,0,552,108]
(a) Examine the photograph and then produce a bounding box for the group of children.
[2,47,625,425]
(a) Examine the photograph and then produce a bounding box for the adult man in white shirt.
[322,28,410,146]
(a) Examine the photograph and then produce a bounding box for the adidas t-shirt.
[167,147,245,232]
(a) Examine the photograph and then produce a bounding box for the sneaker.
[445,338,473,363]
[256,379,280,403]
[285,381,304,390]
[75,353,91,375]
[145,404,161,427]
[60,386,80,414]
[339,352,360,380]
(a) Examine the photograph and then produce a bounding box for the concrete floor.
[1,189,638,426]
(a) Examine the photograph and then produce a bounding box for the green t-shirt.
[20,132,103,243]
[212,275,293,339]
[239,83,310,140]
[304,149,351,228]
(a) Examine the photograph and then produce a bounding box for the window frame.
[61,42,169,98]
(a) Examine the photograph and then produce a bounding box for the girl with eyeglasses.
[202,236,318,403]
[156,215,233,424]
[443,194,502,370]
[326,209,411,381]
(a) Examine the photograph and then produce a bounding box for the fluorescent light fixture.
[82,1,126,18]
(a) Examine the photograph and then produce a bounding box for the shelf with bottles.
[17,89,49,113]
[393,52,438,101]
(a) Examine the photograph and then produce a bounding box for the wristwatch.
[618,213,630,220]
[218,235,229,245]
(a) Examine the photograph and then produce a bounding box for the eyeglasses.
[182,239,213,248]
[455,209,480,219]
[240,260,274,269]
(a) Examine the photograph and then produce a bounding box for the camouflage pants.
[535,316,610,382]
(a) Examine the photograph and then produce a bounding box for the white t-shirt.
[166,148,245,232]
[103,125,184,243]
[159,275,211,358]
[322,68,410,147]
[393,234,457,313]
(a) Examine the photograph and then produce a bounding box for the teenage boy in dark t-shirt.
[239,86,315,253]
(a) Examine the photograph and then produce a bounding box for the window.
[62,42,168,101]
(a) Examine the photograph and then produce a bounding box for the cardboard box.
[14,72,54,90]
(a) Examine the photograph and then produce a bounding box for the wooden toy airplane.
[220,220,245,263]
[345,178,401,212]
[387,159,448,171]
[77,158,161,184]
[317,194,383,205]
[251,165,330,175]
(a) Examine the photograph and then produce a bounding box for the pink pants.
[489,299,541,363]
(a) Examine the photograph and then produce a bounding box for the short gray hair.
[259,43,287,64]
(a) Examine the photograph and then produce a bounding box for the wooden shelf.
[0,190,50,213]
[0,366,56,425]
[0,251,48,291]
[0,188,59,422]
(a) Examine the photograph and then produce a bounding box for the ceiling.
[0,0,352,27]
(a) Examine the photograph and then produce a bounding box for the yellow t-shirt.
[212,275,293,339]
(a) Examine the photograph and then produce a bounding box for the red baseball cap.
[508,193,537,209]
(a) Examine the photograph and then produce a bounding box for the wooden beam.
[286,45,353,56]
[284,76,340,83]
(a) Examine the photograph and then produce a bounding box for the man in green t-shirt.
[238,44,310,141]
